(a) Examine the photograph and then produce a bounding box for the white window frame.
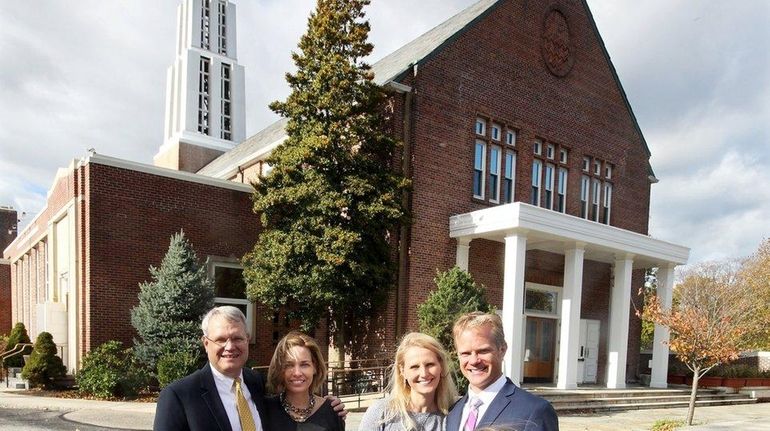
[524,282,561,317]
[220,63,232,140]
[546,144,555,160]
[533,140,543,156]
[591,178,601,222]
[544,163,555,210]
[489,145,502,203]
[475,118,486,136]
[198,56,211,135]
[605,164,613,179]
[560,148,568,164]
[208,260,255,342]
[594,160,601,176]
[580,175,590,219]
[557,167,568,213]
[491,124,501,141]
[506,130,516,146]
[531,159,542,206]
[503,151,516,203]
[473,140,487,199]
[217,0,227,55]
[201,0,211,50]
[583,156,590,172]
[602,182,612,224]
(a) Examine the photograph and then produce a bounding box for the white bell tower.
[155,0,246,173]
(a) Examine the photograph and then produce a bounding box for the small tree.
[3,322,32,368]
[21,332,66,389]
[243,0,408,354]
[131,231,214,374]
[417,267,491,393]
[642,261,759,426]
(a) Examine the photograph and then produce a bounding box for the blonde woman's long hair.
[382,332,457,430]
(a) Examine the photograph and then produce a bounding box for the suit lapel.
[446,394,468,431]
[477,379,516,426]
[199,364,233,431]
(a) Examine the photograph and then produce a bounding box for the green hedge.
[76,341,148,399]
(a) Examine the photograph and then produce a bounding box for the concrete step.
[549,393,749,407]
[556,397,757,413]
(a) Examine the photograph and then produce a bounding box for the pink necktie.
[464,397,483,431]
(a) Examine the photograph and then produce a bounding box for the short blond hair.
[267,331,327,395]
[452,311,506,349]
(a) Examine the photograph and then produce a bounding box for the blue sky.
[1,0,768,265]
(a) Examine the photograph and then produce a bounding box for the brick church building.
[3,0,688,389]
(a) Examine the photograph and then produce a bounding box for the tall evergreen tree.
[131,231,214,373]
[243,0,408,349]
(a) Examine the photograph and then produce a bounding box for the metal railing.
[251,357,393,409]
[1,343,34,387]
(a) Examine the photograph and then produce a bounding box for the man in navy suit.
[446,312,559,431]
[154,306,267,431]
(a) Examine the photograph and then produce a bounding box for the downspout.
[385,79,414,338]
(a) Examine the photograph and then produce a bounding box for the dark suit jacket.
[446,378,559,431]
[153,363,267,431]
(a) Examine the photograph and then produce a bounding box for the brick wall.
[394,0,652,384]
[81,163,283,363]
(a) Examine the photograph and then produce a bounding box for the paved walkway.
[1,388,768,430]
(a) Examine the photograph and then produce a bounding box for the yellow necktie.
[234,377,257,431]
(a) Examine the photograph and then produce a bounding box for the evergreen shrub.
[21,332,66,388]
[76,341,148,399]
[157,348,200,389]
[417,266,491,393]
[3,322,32,367]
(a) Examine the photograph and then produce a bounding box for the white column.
[606,254,634,389]
[502,232,527,385]
[650,264,675,388]
[455,238,471,271]
[557,244,585,389]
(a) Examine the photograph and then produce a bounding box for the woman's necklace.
[280,391,316,423]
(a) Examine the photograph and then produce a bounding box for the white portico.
[449,202,688,389]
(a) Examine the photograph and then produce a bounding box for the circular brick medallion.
[541,8,574,77]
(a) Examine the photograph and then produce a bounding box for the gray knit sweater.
[358,398,444,431]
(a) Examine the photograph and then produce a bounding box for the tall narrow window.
[503,152,516,203]
[531,159,542,206]
[198,57,211,135]
[580,175,590,218]
[217,0,227,55]
[602,183,612,224]
[220,64,232,140]
[201,0,211,50]
[473,140,486,199]
[605,164,613,179]
[591,179,601,222]
[544,163,555,209]
[560,148,568,164]
[594,160,601,176]
[583,156,590,172]
[489,146,501,202]
[534,140,543,156]
[557,167,568,213]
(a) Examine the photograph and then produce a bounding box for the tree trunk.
[687,367,700,426]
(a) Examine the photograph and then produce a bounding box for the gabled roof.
[199,0,654,179]
[198,0,501,178]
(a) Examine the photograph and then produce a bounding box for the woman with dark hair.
[264,331,344,431]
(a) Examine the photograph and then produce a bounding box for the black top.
[263,396,345,431]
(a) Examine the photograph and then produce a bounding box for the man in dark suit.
[154,306,266,431]
[445,312,559,431]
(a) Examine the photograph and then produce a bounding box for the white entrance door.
[578,319,600,384]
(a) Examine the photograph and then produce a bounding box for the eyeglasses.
[204,335,248,348]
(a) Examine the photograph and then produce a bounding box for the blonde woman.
[359,332,457,431]
[264,331,344,431]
